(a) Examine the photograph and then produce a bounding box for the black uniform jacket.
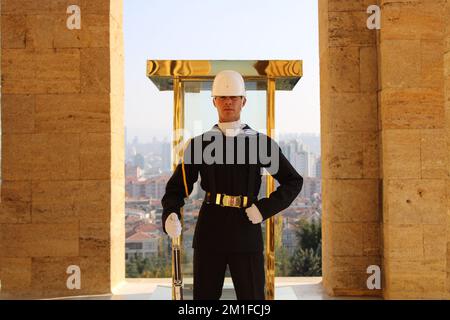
[161,124,303,252]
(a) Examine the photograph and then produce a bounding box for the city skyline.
[125,126,322,155]
[125,130,321,179]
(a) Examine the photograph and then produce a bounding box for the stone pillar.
[319,0,382,296]
[0,0,124,298]
[380,0,449,299]
[446,0,450,301]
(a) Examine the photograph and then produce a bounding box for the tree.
[295,217,321,251]
[126,254,172,278]
[289,217,322,276]
[289,247,321,276]
[275,245,291,276]
[126,256,140,278]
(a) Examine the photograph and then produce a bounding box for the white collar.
[218,119,243,137]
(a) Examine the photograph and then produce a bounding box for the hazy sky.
[124,0,320,143]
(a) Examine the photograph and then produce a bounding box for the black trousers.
[193,249,265,300]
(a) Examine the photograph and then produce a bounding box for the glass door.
[146,60,302,300]
[180,79,267,299]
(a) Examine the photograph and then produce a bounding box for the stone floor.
[45,277,381,300]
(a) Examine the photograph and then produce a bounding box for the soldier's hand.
[165,212,182,238]
[245,204,263,224]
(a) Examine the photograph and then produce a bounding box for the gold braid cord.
[180,138,192,198]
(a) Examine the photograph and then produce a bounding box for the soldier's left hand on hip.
[245,204,263,224]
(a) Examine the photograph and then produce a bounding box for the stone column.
[0,0,124,298]
[380,0,449,299]
[319,0,382,296]
[446,0,450,300]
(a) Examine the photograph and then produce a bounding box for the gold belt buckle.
[222,195,241,208]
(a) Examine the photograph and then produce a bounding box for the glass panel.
[182,80,267,299]
[125,90,173,281]
[274,90,322,278]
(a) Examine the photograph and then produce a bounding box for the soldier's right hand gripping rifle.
[162,137,196,300]
[165,212,183,300]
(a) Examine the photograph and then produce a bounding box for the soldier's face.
[213,96,247,122]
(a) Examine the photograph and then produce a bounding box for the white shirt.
[218,119,244,137]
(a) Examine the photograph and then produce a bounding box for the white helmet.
[211,70,246,97]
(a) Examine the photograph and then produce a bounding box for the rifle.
[171,138,192,300]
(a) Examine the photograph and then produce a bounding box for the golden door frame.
[146,60,302,300]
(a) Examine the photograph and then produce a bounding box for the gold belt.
[204,192,249,208]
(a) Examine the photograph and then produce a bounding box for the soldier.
[161,70,303,300]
